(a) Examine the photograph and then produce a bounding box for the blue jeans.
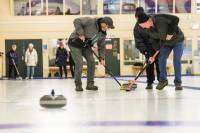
[27,66,35,77]
[158,42,183,84]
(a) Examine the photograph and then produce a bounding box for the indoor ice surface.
[0,76,200,133]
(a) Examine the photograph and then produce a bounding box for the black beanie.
[135,7,144,17]
[137,13,149,24]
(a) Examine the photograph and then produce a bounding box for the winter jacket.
[146,14,184,50]
[134,22,155,57]
[56,47,68,66]
[68,17,106,59]
[6,50,18,66]
[25,48,38,66]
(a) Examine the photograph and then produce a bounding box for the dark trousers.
[8,65,17,78]
[69,45,95,86]
[59,66,67,78]
[69,58,75,77]
[146,55,160,84]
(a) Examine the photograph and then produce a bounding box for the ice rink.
[0,76,200,133]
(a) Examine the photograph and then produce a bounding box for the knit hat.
[135,7,144,17]
[137,13,149,24]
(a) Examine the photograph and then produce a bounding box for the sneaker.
[30,77,33,79]
[175,83,183,90]
[75,85,83,91]
[25,77,29,80]
[156,80,168,90]
[86,85,98,91]
[145,83,153,89]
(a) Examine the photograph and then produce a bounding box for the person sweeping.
[68,16,115,91]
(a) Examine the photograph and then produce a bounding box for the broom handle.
[11,58,20,76]
[152,50,160,59]
[90,47,122,86]
[134,50,159,81]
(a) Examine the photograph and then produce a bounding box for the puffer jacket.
[25,48,38,66]
[55,47,68,66]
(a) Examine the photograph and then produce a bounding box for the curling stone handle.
[51,89,55,97]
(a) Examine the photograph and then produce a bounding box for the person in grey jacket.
[137,13,184,90]
[68,16,114,91]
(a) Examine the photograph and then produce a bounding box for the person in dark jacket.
[6,44,18,79]
[137,13,184,90]
[68,16,115,91]
[56,41,68,79]
[134,7,160,89]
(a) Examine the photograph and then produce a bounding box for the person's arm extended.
[97,35,106,61]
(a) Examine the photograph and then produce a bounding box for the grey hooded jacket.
[69,17,107,59]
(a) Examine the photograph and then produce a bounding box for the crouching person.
[137,13,184,90]
[134,7,160,89]
[68,16,115,91]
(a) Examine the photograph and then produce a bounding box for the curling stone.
[40,89,67,108]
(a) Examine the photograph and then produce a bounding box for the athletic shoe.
[175,83,183,90]
[86,85,98,91]
[75,85,83,91]
[146,83,153,89]
[156,80,168,90]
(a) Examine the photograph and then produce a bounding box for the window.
[198,38,200,55]
[197,0,200,13]
[14,0,30,16]
[183,38,192,56]
[104,0,120,14]
[31,0,46,15]
[48,0,63,15]
[139,0,156,14]
[123,40,140,65]
[122,0,137,14]
[82,0,97,15]
[157,0,173,13]
[175,0,191,13]
[65,0,80,15]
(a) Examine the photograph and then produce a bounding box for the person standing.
[25,43,38,79]
[56,41,68,79]
[6,44,18,79]
[68,16,115,91]
[134,7,160,89]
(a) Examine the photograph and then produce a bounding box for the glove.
[83,39,93,48]
[143,51,151,58]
